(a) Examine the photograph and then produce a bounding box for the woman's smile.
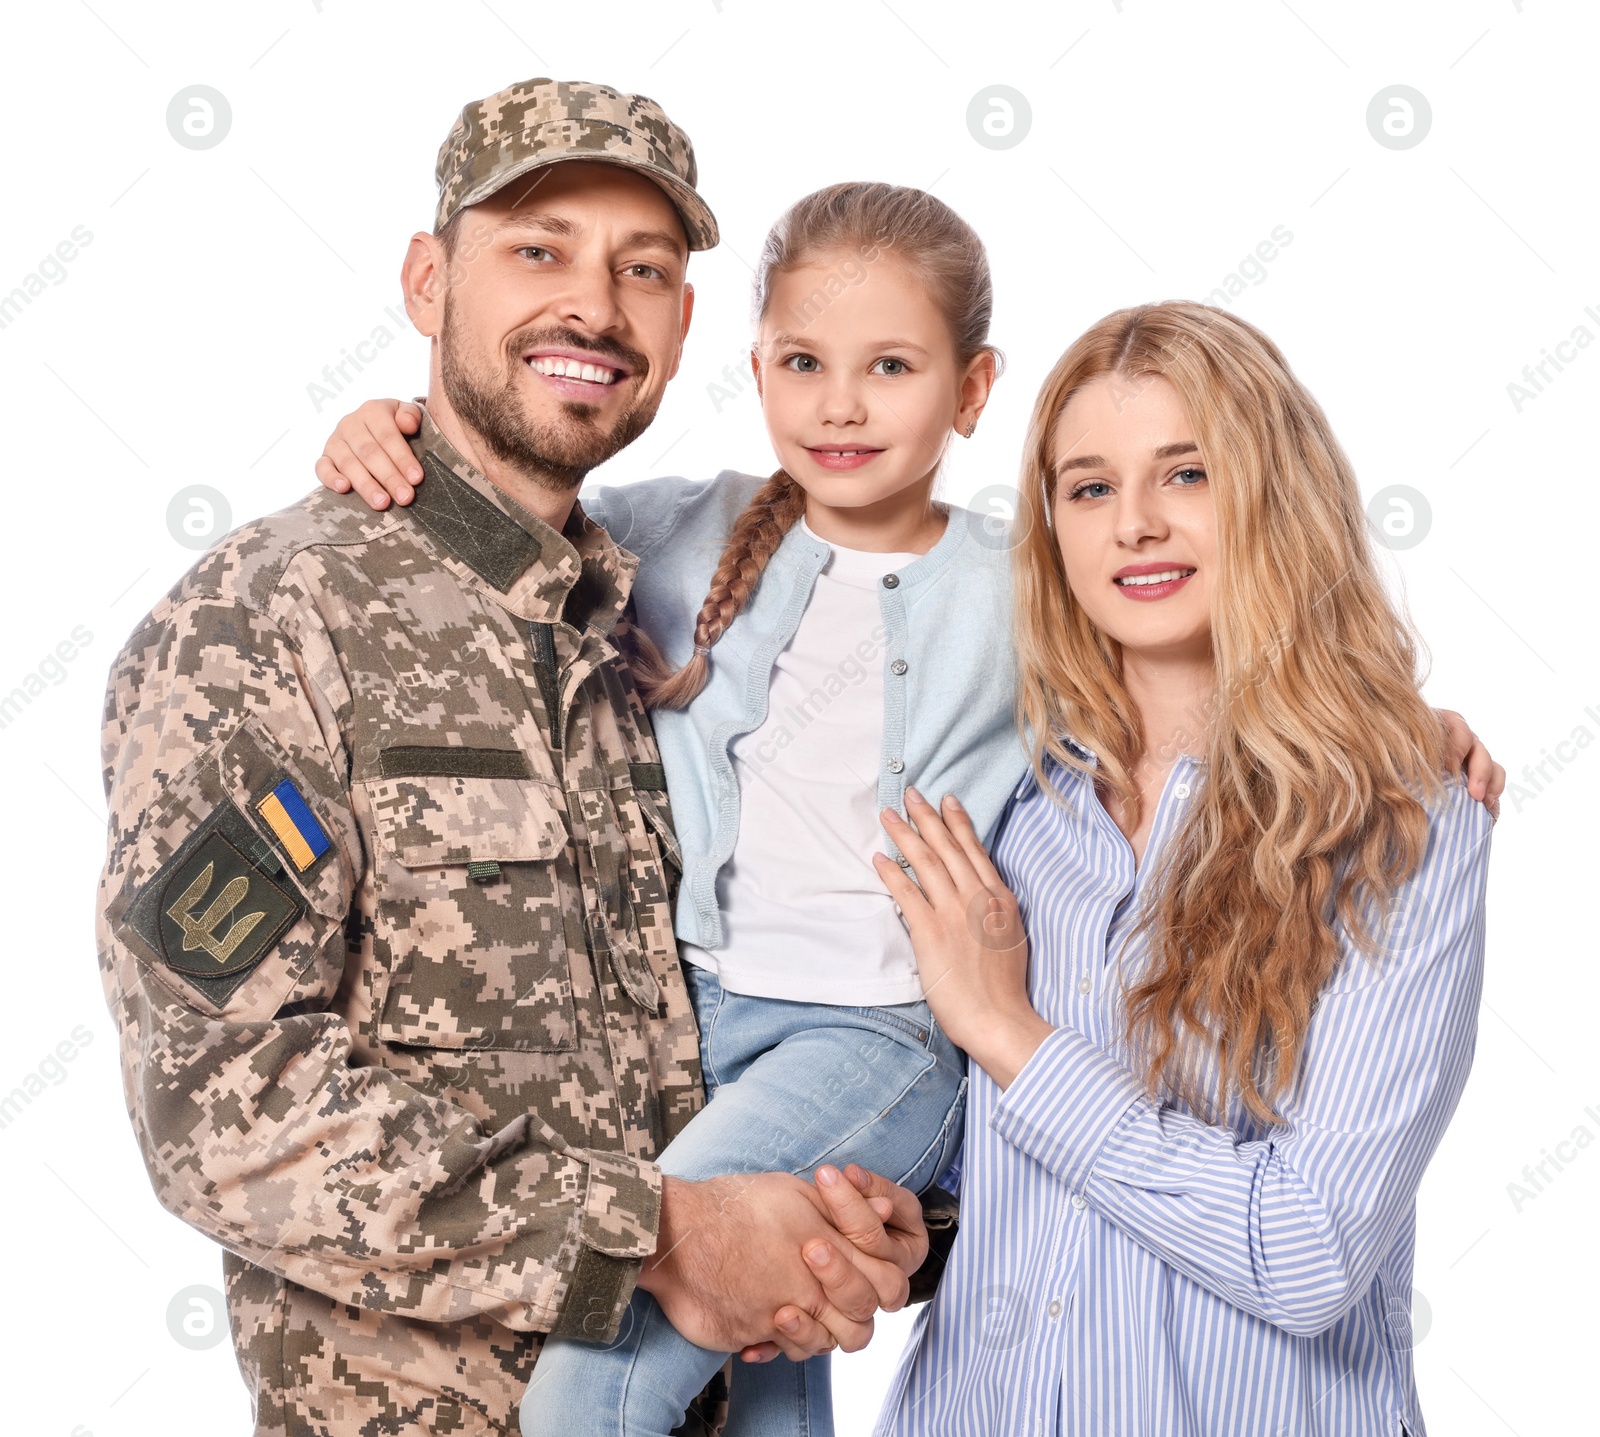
[1112,561,1197,601]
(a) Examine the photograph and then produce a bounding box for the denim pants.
[521,963,968,1437]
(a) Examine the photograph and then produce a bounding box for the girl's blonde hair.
[1013,301,1448,1123]
[631,181,999,709]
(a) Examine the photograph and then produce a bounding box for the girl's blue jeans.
[520,963,967,1437]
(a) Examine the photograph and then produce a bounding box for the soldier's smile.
[522,344,634,401]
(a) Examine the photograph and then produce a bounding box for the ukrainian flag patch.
[255,777,331,873]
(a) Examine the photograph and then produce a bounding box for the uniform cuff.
[550,1152,661,1344]
[990,1025,1147,1194]
[579,1149,662,1258]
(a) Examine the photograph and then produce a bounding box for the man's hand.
[637,1172,896,1362]
[1437,708,1505,819]
[739,1163,930,1364]
[807,1163,927,1300]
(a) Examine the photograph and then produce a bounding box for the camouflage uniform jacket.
[96,410,705,1435]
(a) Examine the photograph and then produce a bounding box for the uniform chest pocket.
[363,772,576,1052]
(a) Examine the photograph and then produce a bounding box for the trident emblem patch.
[146,821,303,987]
[166,861,268,965]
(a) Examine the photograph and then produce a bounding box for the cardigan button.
[882,573,900,589]
[887,757,905,774]
[890,659,908,676]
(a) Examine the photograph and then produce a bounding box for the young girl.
[870,303,1493,1435]
[320,203,1501,1431]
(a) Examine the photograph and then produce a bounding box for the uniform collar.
[403,406,637,632]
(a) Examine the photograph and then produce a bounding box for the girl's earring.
[963,420,976,438]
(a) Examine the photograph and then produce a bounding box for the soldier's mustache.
[509,326,649,382]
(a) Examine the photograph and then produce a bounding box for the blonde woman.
[872,302,1491,1436]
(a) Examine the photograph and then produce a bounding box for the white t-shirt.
[680,521,924,1005]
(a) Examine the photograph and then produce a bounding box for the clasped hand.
[638,1162,928,1364]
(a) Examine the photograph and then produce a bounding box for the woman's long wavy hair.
[629,181,999,709]
[1014,302,1448,1124]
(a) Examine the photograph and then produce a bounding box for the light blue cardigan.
[583,472,1030,952]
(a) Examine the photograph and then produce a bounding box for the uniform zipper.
[528,620,563,759]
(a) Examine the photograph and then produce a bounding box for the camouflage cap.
[435,77,718,251]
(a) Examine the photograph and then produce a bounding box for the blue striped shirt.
[877,749,1492,1437]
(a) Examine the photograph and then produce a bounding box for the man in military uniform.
[96,78,925,1436]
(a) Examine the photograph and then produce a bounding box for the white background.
[1,1,1595,1433]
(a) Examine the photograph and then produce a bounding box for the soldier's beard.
[440,305,658,492]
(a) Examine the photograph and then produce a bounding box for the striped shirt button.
[1071,1193,1087,1210]
[1173,781,1192,799]
[1078,977,1091,994]
[1048,1299,1063,1319]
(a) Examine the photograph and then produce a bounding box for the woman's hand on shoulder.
[314,399,424,511]
[872,790,1055,1089]
[1437,708,1505,820]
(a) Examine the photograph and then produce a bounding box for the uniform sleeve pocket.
[218,716,355,920]
[363,771,576,1052]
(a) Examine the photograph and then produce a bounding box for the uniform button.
[1078,977,1091,995]
[882,573,900,589]
[891,659,908,676]
[1071,1193,1087,1211]
[1048,1299,1063,1319]
[1173,782,1192,799]
[888,757,905,773]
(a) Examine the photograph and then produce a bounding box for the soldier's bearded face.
[432,165,692,491]
[439,306,655,489]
